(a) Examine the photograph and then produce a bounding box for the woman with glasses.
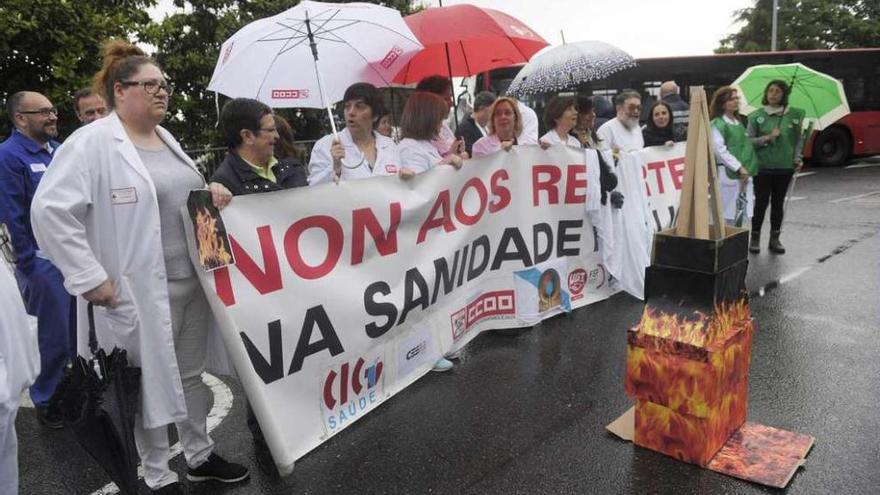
[31,40,247,495]
[709,86,757,226]
[308,83,401,185]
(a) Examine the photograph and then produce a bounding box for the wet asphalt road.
[16,157,880,495]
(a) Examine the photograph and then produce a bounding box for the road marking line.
[789,196,806,201]
[795,171,816,178]
[89,373,233,495]
[845,163,880,169]
[830,190,880,204]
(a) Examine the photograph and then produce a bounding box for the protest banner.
[636,142,687,232]
[185,146,618,474]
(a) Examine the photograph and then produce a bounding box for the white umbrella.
[506,40,636,97]
[208,0,422,136]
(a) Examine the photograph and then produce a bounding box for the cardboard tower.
[608,87,813,488]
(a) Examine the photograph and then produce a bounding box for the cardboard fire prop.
[607,87,813,488]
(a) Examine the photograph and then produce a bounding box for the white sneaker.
[431,357,454,372]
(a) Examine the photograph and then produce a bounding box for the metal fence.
[186,139,318,178]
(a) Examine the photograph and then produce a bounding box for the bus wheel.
[812,127,851,167]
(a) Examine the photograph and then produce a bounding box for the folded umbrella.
[53,304,141,495]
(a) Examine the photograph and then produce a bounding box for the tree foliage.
[717,0,880,53]
[0,0,156,137]
[144,0,418,148]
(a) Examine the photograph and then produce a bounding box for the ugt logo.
[322,355,385,432]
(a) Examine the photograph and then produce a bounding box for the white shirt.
[596,118,644,153]
[398,138,442,174]
[540,130,581,147]
[711,115,744,173]
[517,101,539,145]
[430,122,456,156]
[472,134,507,157]
[308,128,401,185]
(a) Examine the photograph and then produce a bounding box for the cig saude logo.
[271,89,310,99]
[380,45,404,69]
[322,356,384,431]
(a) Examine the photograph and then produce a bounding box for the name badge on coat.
[111,187,138,205]
[29,163,48,173]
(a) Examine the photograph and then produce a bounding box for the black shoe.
[152,481,185,494]
[187,453,249,483]
[35,405,63,429]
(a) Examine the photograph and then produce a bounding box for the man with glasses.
[210,98,306,195]
[0,91,72,429]
[597,89,645,155]
[72,87,108,125]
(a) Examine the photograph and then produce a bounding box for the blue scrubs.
[0,130,73,407]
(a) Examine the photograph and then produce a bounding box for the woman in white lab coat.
[308,83,402,185]
[539,96,582,147]
[397,91,467,177]
[0,260,40,495]
[31,41,247,494]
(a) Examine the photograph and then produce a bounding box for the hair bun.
[101,39,145,64]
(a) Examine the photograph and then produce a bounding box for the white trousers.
[134,277,214,489]
[0,399,20,495]
[718,167,754,223]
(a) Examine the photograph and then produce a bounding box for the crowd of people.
[0,36,805,494]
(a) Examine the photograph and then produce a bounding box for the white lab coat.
[0,261,39,405]
[31,112,194,429]
[307,128,400,185]
[540,130,582,147]
[398,138,442,173]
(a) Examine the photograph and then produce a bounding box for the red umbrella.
[393,4,548,84]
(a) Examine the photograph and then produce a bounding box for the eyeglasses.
[18,107,57,117]
[121,80,174,96]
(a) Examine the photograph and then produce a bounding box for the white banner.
[634,143,687,232]
[186,146,622,474]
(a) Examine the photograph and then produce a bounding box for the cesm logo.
[380,45,404,69]
[568,269,587,301]
[271,89,310,100]
[321,354,384,433]
[450,290,516,341]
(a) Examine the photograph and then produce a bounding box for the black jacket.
[642,125,675,147]
[210,152,307,196]
[455,117,485,156]
[662,93,690,141]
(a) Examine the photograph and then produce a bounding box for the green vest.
[748,107,805,170]
[711,117,757,179]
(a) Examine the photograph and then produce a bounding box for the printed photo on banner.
[186,189,235,271]
[514,258,571,324]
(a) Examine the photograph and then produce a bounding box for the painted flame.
[195,207,232,269]
[625,298,753,465]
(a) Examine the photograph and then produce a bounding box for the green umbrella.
[732,62,849,130]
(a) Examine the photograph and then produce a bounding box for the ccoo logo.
[323,357,383,409]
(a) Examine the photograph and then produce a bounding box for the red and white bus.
[472,48,880,166]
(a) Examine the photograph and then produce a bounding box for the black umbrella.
[52,303,141,494]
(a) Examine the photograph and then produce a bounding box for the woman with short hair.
[540,96,581,147]
[398,92,467,178]
[308,83,401,184]
[747,80,805,254]
[472,97,524,157]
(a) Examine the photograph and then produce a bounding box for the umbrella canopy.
[208,1,422,109]
[392,4,548,84]
[506,40,636,97]
[732,62,849,130]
